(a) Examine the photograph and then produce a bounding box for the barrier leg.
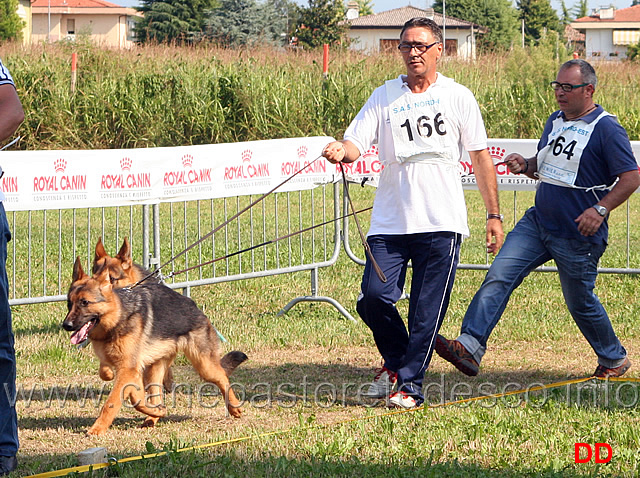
[277,268,355,321]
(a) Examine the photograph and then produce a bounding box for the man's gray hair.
[400,17,443,43]
[560,59,598,89]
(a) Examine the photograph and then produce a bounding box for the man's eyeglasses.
[550,81,589,92]
[398,41,441,54]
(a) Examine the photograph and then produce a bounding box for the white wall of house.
[585,29,628,60]
[347,28,476,59]
[32,9,137,48]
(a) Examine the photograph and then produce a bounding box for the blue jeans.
[0,204,17,455]
[357,232,461,401]
[457,207,627,369]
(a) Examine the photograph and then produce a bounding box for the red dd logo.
[574,443,612,463]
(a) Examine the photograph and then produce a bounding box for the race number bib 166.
[386,81,453,164]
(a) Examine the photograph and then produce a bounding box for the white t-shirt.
[344,73,488,237]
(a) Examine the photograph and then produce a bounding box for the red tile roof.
[31,0,124,7]
[574,4,640,23]
[347,6,485,30]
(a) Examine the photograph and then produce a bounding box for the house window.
[444,39,457,56]
[67,19,75,35]
[379,39,399,52]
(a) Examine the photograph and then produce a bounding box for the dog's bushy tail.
[221,351,248,376]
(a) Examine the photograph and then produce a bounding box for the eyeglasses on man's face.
[549,81,589,92]
[397,41,441,54]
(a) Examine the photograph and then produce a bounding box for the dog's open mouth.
[70,319,96,345]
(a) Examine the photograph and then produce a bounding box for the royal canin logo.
[54,159,67,173]
[489,146,506,163]
[362,145,379,159]
[101,157,150,190]
[297,146,308,160]
[33,158,87,192]
[120,157,132,171]
[224,149,270,180]
[182,154,193,169]
[163,154,212,187]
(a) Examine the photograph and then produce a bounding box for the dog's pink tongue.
[70,322,93,345]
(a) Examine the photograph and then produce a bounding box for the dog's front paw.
[140,417,159,428]
[87,424,108,436]
[227,406,242,418]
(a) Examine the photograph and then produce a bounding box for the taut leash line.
[130,155,323,288]
[167,207,373,278]
[339,162,387,283]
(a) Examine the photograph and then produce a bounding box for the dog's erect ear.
[94,237,108,263]
[95,266,112,291]
[72,257,88,282]
[115,237,132,271]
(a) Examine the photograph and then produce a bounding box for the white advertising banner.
[1,137,638,211]
[341,139,640,192]
[0,136,338,212]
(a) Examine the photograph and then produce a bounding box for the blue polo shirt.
[535,105,638,245]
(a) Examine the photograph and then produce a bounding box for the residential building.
[344,6,486,60]
[31,0,142,48]
[571,5,640,60]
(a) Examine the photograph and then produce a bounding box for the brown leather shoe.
[594,357,631,378]
[435,334,479,376]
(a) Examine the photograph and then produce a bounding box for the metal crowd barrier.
[7,182,355,319]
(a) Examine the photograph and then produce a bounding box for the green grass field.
[0,40,639,477]
[9,189,640,477]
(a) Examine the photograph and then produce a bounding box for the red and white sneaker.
[387,391,420,409]
[362,366,397,398]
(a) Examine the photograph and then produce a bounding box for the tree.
[433,0,519,52]
[627,39,640,61]
[294,0,348,49]
[356,0,374,16]
[0,0,24,41]
[134,0,217,44]
[206,0,288,47]
[572,0,588,19]
[559,0,573,26]
[517,0,561,45]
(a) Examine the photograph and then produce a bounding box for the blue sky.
[114,0,635,15]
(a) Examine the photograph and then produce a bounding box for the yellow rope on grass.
[24,375,638,478]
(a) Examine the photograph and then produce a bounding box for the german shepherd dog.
[91,238,175,390]
[63,258,247,435]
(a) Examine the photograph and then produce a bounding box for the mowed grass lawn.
[9,189,640,477]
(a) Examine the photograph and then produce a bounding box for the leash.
[23,374,638,477]
[164,206,373,279]
[339,161,386,283]
[129,155,324,288]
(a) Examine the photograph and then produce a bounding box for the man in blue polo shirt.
[436,59,640,379]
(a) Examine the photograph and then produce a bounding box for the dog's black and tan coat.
[64,258,247,435]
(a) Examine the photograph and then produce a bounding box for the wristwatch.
[593,205,608,217]
[487,213,504,222]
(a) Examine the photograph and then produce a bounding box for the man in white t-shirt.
[323,17,503,409]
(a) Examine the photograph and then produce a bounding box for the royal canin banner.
[344,139,640,191]
[0,137,338,212]
[1,137,638,211]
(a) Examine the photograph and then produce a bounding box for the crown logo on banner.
[297,145,308,160]
[54,159,67,173]
[489,146,506,163]
[241,150,252,163]
[120,157,132,171]
[181,154,193,169]
[362,145,379,158]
